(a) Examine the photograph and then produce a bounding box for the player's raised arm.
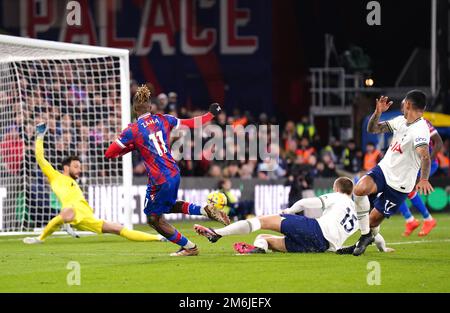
[415,144,434,195]
[367,96,394,134]
[177,103,221,129]
[105,127,135,159]
[281,197,323,214]
[34,123,59,182]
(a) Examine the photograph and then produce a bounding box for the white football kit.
[379,116,430,193]
[316,192,358,252]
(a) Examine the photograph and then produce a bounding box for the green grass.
[0,213,449,293]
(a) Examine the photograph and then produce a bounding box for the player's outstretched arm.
[35,123,59,182]
[105,126,135,159]
[281,197,323,214]
[415,145,434,195]
[367,96,393,134]
[105,141,135,158]
[178,103,221,129]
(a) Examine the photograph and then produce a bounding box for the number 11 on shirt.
[149,130,167,156]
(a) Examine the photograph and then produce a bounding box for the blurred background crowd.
[130,79,450,187]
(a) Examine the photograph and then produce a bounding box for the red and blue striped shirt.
[117,113,180,185]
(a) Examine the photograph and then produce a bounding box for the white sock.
[371,225,380,236]
[374,233,386,252]
[354,195,371,235]
[253,235,269,252]
[183,240,196,249]
[215,218,261,237]
[200,206,207,215]
[424,215,433,221]
[406,216,415,223]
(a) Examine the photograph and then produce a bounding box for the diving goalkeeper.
[23,123,165,244]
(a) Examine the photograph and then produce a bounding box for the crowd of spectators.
[130,81,450,185]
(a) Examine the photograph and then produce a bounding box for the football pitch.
[1,213,449,293]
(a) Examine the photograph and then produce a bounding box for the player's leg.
[144,177,198,255]
[101,221,165,242]
[277,214,329,253]
[374,233,395,253]
[194,215,282,243]
[408,191,433,221]
[265,235,288,252]
[352,166,383,256]
[233,234,287,254]
[369,208,385,228]
[163,174,204,215]
[367,224,394,252]
[417,204,437,236]
[415,161,438,236]
[166,174,230,225]
[399,199,421,236]
[147,214,198,256]
[353,202,384,256]
[170,200,230,225]
[354,186,407,256]
[337,231,394,254]
[399,161,438,236]
[23,208,74,244]
[353,174,378,235]
[168,178,230,226]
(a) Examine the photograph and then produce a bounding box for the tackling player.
[398,119,442,236]
[105,85,230,256]
[352,90,434,256]
[194,177,393,254]
[23,123,165,244]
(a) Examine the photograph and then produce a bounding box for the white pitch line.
[387,239,450,245]
[2,236,450,247]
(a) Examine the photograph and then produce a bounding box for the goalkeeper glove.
[209,103,222,117]
[35,123,48,139]
[62,223,80,238]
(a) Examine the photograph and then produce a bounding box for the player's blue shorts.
[144,174,180,216]
[367,166,408,218]
[280,214,329,253]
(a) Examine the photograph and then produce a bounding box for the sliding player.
[194,177,393,254]
[105,85,230,257]
[352,91,433,256]
[398,119,442,236]
[23,123,165,244]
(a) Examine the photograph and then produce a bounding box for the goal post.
[0,35,132,235]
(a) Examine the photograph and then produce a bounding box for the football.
[207,191,227,210]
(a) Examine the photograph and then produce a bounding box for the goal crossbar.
[0,35,129,58]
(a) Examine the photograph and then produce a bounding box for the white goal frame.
[0,35,132,235]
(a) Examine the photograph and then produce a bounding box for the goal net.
[0,35,132,234]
